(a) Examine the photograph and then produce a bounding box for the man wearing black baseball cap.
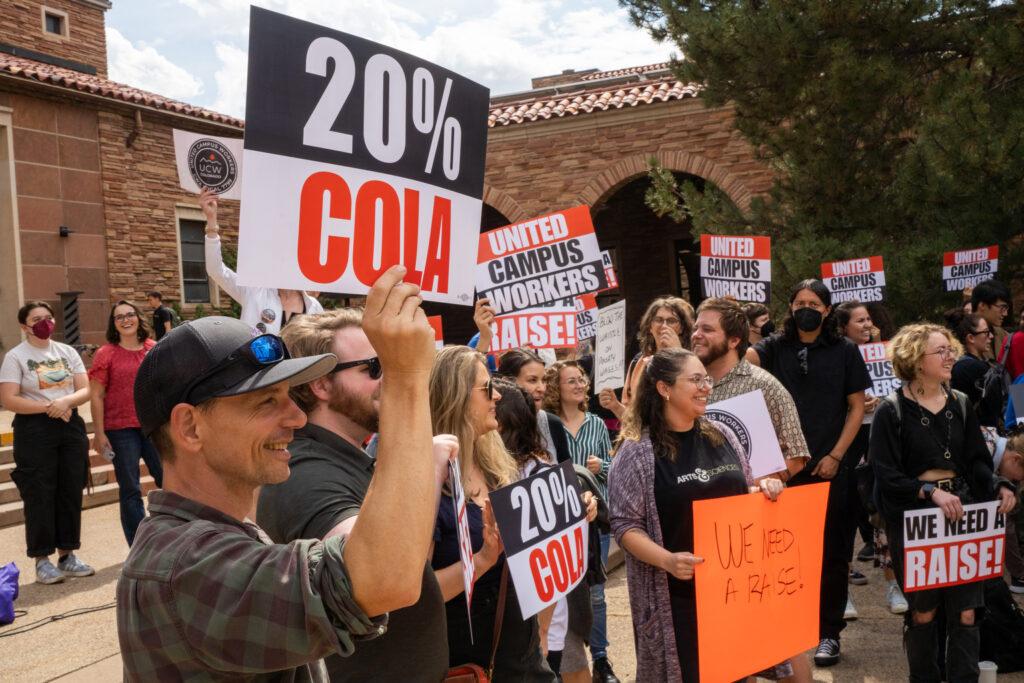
[116,266,441,681]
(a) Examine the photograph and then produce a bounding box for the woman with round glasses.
[609,348,781,682]
[429,346,554,680]
[871,323,1017,682]
[88,300,162,546]
[0,301,94,584]
[948,310,1001,427]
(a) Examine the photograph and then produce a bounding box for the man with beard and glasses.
[257,308,450,682]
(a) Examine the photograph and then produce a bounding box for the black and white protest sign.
[700,234,771,303]
[821,256,886,303]
[902,501,1005,591]
[705,390,786,479]
[476,207,608,316]
[237,7,489,304]
[449,456,475,633]
[489,461,588,619]
[860,343,900,398]
[943,246,998,292]
[172,129,243,199]
[594,300,626,391]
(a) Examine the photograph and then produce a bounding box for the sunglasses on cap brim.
[180,334,289,405]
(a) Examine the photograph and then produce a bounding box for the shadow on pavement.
[5,562,122,612]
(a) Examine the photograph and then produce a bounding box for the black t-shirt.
[152,306,173,340]
[755,334,871,463]
[951,354,1002,427]
[256,423,448,682]
[654,428,749,596]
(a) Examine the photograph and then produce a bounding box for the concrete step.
[0,452,152,481]
[0,476,156,528]
[0,462,152,504]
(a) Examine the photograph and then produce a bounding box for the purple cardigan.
[608,423,750,683]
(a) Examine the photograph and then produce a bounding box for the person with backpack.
[146,291,177,341]
[948,311,1005,429]
[870,323,1017,682]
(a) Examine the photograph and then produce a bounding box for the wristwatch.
[921,483,937,500]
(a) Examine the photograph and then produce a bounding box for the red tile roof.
[488,63,700,127]
[0,51,243,128]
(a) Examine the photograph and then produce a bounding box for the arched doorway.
[590,172,706,360]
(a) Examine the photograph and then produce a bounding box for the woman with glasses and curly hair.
[609,347,781,682]
[871,323,1017,682]
[88,300,162,546]
[429,346,554,681]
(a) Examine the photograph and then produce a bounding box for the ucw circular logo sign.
[187,139,238,194]
[704,409,751,454]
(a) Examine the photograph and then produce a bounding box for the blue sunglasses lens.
[250,336,285,364]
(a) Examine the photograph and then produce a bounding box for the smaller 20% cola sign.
[237,7,489,305]
[489,460,590,618]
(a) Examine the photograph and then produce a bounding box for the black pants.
[10,412,89,557]
[791,460,852,640]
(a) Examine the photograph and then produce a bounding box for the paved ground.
[1,503,1023,681]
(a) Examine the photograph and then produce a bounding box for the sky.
[105,0,675,119]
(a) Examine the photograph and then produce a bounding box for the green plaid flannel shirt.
[116,491,387,681]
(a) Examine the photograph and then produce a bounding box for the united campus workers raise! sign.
[942,245,998,292]
[699,235,771,304]
[821,256,886,303]
[237,7,489,305]
[902,501,1006,591]
[476,207,608,316]
[489,461,589,619]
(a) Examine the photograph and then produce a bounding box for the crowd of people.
[1,222,1023,682]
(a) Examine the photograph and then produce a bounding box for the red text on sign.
[529,526,586,602]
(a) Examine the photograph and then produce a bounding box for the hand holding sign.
[902,501,1007,591]
[663,552,704,580]
[362,265,434,376]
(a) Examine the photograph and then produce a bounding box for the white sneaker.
[887,581,909,614]
[35,558,65,584]
[57,553,95,578]
[843,595,858,620]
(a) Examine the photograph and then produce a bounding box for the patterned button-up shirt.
[564,411,613,498]
[116,490,386,682]
[710,359,812,466]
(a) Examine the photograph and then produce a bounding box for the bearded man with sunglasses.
[256,307,451,682]
[117,266,445,681]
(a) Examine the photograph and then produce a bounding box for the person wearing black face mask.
[746,279,871,668]
[0,301,94,585]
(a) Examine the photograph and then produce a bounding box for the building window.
[179,218,211,303]
[41,8,69,38]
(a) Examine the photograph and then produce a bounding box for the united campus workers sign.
[821,256,886,303]
[943,245,998,292]
[489,461,588,619]
[694,482,828,683]
[172,129,243,200]
[699,235,771,304]
[860,342,900,399]
[237,7,489,304]
[902,501,1006,592]
[476,207,608,316]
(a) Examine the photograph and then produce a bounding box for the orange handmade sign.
[693,482,828,683]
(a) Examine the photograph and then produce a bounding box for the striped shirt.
[562,411,613,497]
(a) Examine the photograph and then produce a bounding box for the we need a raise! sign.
[700,235,771,304]
[903,501,1006,591]
[237,8,489,304]
[489,461,589,618]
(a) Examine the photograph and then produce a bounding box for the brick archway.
[482,184,529,224]
[576,150,757,214]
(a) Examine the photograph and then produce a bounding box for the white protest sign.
[821,256,886,303]
[476,207,608,316]
[942,246,998,292]
[237,7,489,304]
[448,456,476,634]
[705,389,787,479]
[594,300,626,391]
[172,129,243,199]
[902,501,1006,592]
[700,234,771,303]
[488,461,588,619]
[859,342,900,425]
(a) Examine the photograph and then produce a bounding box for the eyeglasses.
[563,377,589,388]
[27,315,55,324]
[333,356,382,380]
[969,328,994,338]
[476,378,497,400]
[797,347,809,375]
[683,374,714,389]
[181,334,289,405]
[995,303,1010,313]
[924,347,957,359]
[652,316,681,327]
[113,312,137,323]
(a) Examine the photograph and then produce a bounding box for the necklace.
[906,384,953,460]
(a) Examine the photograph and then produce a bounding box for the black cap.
[134,316,335,436]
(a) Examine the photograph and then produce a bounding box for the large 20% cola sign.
[237,7,489,304]
[489,461,589,618]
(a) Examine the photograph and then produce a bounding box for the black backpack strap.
[546,412,572,464]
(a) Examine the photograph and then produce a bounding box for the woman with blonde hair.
[429,345,554,681]
[871,323,1017,682]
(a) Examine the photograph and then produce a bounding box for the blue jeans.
[589,532,611,660]
[105,428,163,546]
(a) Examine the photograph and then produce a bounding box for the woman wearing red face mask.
[0,301,94,585]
